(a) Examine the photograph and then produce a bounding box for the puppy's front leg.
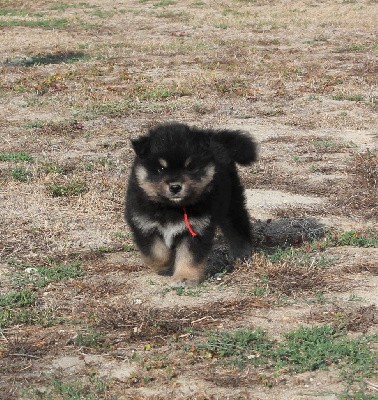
[172,238,208,287]
[142,236,172,275]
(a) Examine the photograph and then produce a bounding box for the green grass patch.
[87,100,134,118]
[0,152,34,162]
[1,260,82,328]
[265,245,335,268]
[154,0,177,6]
[0,8,42,17]
[10,259,84,289]
[74,329,105,348]
[0,289,37,307]
[24,120,47,129]
[88,9,115,18]
[333,93,365,102]
[0,307,60,328]
[266,230,377,268]
[195,325,377,389]
[197,328,271,364]
[49,2,97,11]
[339,393,378,400]
[11,166,33,182]
[324,230,378,248]
[0,18,70,30]
[335,44,371,53]
[31,374,109,399]
[48,179,88,197]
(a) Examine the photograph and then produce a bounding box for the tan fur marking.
[142,237,171,273]
[171,240,206,287]
[135,165,160,199]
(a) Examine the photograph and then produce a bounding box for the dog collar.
[183,207,198,237]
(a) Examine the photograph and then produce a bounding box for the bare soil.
[0,0,377,399]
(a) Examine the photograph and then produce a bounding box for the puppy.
[125,122,257,287]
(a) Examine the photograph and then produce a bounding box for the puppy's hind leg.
[221,187,253,260]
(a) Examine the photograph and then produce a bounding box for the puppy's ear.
[131,136,150,158]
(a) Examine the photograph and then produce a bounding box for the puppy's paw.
[171,278,200,288]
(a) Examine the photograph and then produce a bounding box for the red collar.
[183,207,198,237]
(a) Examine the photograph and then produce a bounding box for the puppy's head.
[131,123,215,206]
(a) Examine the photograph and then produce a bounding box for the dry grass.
[307,304,377,334]
[225,253,344,298]
[95,297,266,344]
[330,150,377,218]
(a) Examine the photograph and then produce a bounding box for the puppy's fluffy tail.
[211,129,258,165]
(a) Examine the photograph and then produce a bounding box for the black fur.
[125,122,257,286]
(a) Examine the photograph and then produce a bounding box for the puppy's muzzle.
[169,182,182,194]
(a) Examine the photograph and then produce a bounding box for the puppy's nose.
[169,183,182,194]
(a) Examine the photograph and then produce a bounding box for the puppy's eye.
[157,167,166,174]
[185,162,197,172]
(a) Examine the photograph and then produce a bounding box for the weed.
[38,162,64,175]
[0,307,60,328]
[197,328,271,365]
[123,244,137,252]
[25,120,46,129]
[154,0,176,6]
[348,294,364,302]
[49,2,97,11]
[250,285,270,297]
[195,325,377,388]
[339,392,378,400]
[88,100,134,118]
[333,93,365,102]
[192,0,205,6]
[266,244,335,268]
[74,329,105,348]
[10,259,83,289]
[336,44,370,53]
[0,18,70,30]
[0,289,37,307]
[89,9,115,18]
[0,152,34,162]
[155,10,188,19]
[215,22,229,29]
[11,166,33,182]
[0,8,39,17]
[174,282,210,297]
[33,73,67,95]
[36,374,110,399]
[312,138,338,149]
[48,178,88,197]
[324,230,378,248]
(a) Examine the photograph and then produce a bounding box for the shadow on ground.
[4,51,88,66]
[207,218,326,276]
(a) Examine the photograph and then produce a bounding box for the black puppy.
[125,122,257,287]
